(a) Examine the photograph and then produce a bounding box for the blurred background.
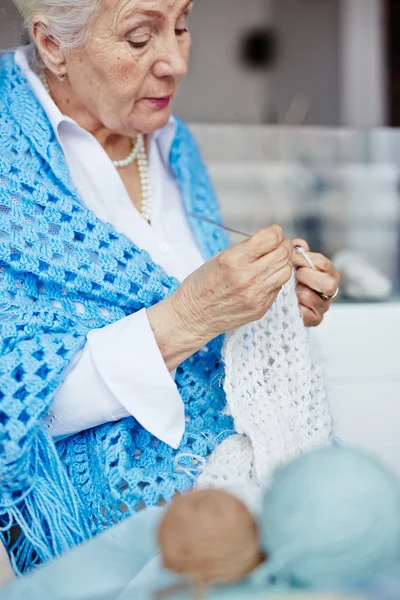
[1,1,398,282]
[1,0,400,472]
[3,0,396,297]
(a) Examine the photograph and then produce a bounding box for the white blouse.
[15,48,205,450]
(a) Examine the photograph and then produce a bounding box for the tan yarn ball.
[158,489,263,585]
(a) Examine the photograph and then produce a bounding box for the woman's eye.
[128,38,150,49]
[175,15,189,36]
[127,29,151,49]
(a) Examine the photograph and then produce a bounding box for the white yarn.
[195,434,262,513]
[197,274,332,501]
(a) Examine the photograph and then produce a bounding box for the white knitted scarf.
[197,275,332,507]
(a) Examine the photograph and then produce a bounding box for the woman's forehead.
[106,0,191,22]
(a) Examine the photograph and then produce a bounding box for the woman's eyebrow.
[135,9,164,18]
[123,0,193,21]
[181,0,194,14]
[121,8,162,21]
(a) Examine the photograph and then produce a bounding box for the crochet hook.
[188,212,251,238]
[294,245,316,270]
[188,212,317,271]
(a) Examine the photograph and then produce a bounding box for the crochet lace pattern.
[197,275,332,505]
[0,53,233,573]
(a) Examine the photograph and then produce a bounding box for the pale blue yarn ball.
[260,446,400,588]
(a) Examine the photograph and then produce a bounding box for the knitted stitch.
[0,53,233,573]
[197,275,332,502]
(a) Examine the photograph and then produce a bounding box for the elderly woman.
[0,0,339,578]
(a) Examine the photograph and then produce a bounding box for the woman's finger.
[296,266,339,297]
[255,238,293,276]
[292,250,335,274]
[240,225,284,261]
[292,238,310,252]
[263,263,293,291]
[296,283,330,315]
[299,304,324,327]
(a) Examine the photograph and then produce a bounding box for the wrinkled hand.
[292,239,340,327]
[171,225,293,343]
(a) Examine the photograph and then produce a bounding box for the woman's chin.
[131,106,174,135]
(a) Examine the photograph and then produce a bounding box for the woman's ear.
[31,17,67,76]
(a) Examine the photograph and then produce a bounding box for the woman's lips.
[145,96,172,109]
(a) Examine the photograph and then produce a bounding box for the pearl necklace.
[112,136,142,169]
[39,71,153,222]
[135,136,153,222]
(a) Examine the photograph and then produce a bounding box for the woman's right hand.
[172,224,293,341]
[147,225,293,371]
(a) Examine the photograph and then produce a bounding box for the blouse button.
[159,243,171,253]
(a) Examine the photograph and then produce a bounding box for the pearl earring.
[57,73,66,81]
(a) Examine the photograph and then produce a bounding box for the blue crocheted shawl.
[0,53,234,574]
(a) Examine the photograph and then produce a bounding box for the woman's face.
[64,0,192,135]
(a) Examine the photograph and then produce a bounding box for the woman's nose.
[153,38,189,80]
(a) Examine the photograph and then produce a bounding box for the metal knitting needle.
[188,211,317,270]
[187,212,251,239]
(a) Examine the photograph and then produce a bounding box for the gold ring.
[318,287,339,302]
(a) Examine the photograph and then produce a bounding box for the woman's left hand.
[292,239,340,327]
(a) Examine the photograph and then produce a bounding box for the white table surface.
[314,302,400,477]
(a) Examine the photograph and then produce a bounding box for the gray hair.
[13,0,101,68]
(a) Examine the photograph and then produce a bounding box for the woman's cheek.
[118,54,151,97]
[181,39,191,71]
